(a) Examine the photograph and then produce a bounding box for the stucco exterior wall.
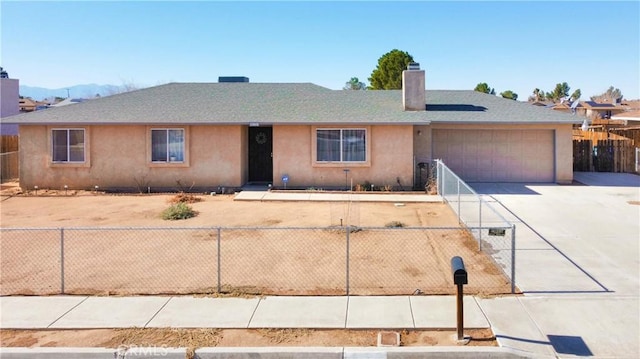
[553,124,573,184]
[272,125,414,189]
[423,123,574,184]
[18,121,572,190]
[0,78,19,118]
[1,78,20,135]
[240,126,248,185]
[413,125,431,164]
[19,125,245,191]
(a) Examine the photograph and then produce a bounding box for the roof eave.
[430,120,583,125]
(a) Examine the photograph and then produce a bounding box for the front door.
[248,127,273,182]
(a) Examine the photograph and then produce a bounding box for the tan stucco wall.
[18,121,573,190]
[240,126,248,185]
[272,125,414,189]
[19,125,245,190]
[419,123,574,184]
[554,125,573,184]
[413,125,431,164]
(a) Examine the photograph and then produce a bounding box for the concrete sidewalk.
[0,295,490,330]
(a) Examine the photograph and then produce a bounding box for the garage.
[432,129,555,182]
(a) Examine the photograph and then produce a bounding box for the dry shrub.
[385,220,406,228]
[168,192,202,204]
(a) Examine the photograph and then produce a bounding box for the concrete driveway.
[472,172,639,358]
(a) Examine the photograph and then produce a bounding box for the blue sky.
[1,0,639,100]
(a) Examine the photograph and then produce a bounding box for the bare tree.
[105,79,141,96]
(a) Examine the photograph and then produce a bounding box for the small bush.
[385,221,406,228]
[162,202,197,220]
[354,180,374,192]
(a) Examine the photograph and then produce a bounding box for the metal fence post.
[478,197,483,251]
[217,227,221,293]
[436,160,441,196]
[346,226,350,296]
[60,228,65,294]
[511,224,516,294]
[457,180,461,224]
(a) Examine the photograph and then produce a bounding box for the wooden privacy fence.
[574,139,637,173]
[572,129,630,142]
[1,135,18,153]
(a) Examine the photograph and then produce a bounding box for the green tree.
[368,49,414,90]
[474,82,495,95]
[343,77,366,90]
[547,82,571,102]
[500,90,518,100]
[570,89,581,100]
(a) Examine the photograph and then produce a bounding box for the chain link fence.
[435,159,517,293]
[0,225,513,296]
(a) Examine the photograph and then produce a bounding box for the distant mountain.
[19,84,121,100]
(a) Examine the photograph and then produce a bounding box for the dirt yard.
[0,186,502,349]
[0,187,452,228]
[0,328,496,349]
[0,186,512,296]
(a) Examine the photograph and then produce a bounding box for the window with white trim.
[316,129,366,162]
[151,129,185,162]
[52,129,85,162]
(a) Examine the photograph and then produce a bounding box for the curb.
[0,346,551,359]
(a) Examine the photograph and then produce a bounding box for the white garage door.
[433,129,555,182]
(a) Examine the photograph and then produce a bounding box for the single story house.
[1,64,582,191]
[610,110,640,127]
[580,101,626,120]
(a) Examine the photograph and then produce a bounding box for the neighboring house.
[580,101,626,120]
[531,100,589,118]
[610,110,640,127]
[19,98,53,112]
[50,98,87,107]
[1,64,581,191]
[18,98,37,112]
[549,102,572,113]
[0,69,20,135]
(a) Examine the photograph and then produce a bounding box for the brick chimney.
[402,62,425,111]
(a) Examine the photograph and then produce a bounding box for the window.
[52,129,85,162]
[151,129,184,162]
[316,129,366,162]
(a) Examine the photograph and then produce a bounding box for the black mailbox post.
[451,256,468,285]
[450,256,468,341]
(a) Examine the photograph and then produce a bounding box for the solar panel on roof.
[585,101,615,108]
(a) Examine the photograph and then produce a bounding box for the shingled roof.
[2,82,583,126]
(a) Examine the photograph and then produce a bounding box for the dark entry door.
[248,127,273,182]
